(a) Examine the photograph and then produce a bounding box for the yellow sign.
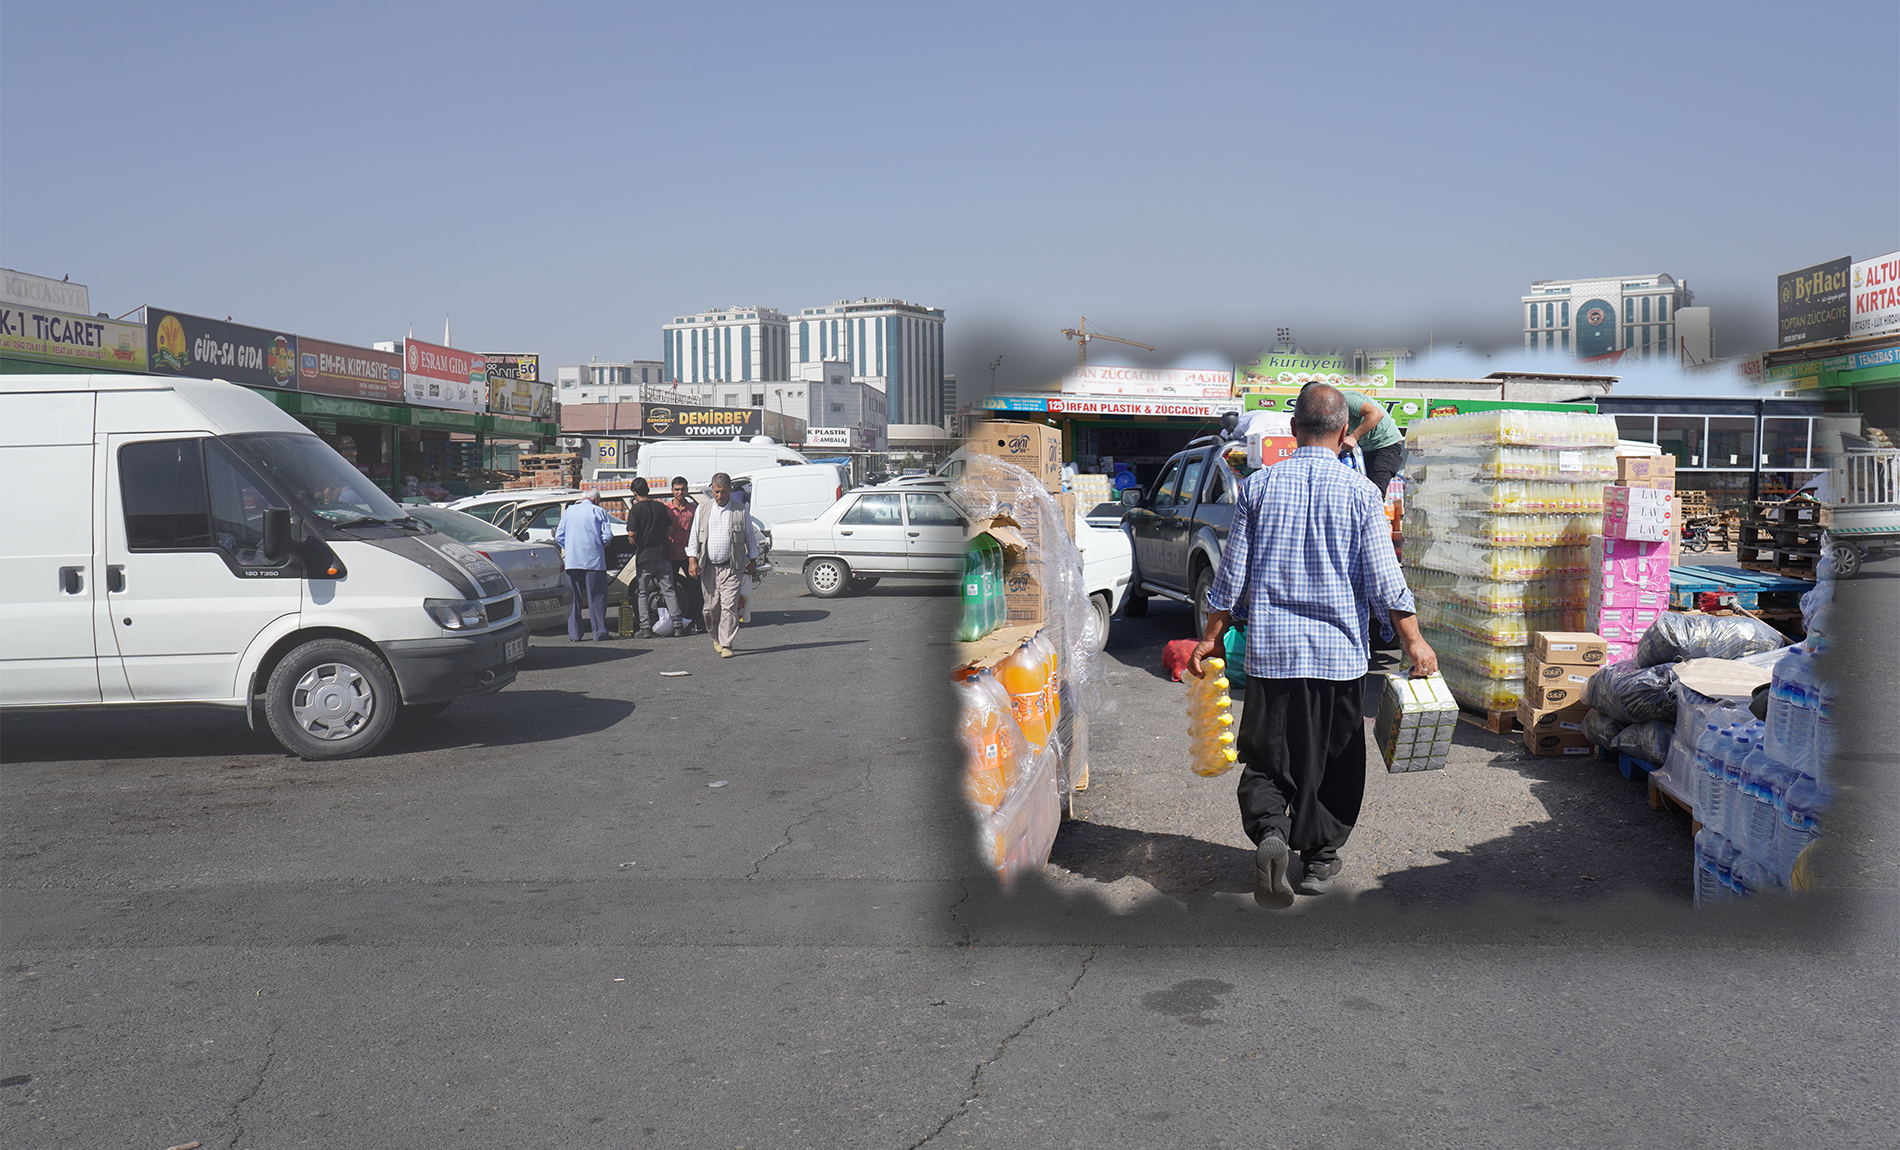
[0,306,146,372]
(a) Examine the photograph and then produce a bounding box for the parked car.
[402,505,570,630]
[1120,434,1245,637]
[1076,508,1134,652]
[439,487,579,523]
[771,485,969,597]
[1,373,527,760]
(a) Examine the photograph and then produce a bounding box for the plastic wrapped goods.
[974,740,1061,886]
[1422,627,1529,681]
[1374,673,1458,772]
[1582,658,1679,724]
[1437,662,1525,712]
[1403,509,1603,548]
[1583,708,1628,749]
[1406,410,1619,450]
[1635,612,1788,667]
[1410,479,1608,515]
[1407,445,1618,482]
[1612,720,1673,766]
[1400,538,1592,581]
[1413,597,1587,648]
[1407,569,1586,614]
[1185,657,1239,777]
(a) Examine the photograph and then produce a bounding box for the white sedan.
[771,485,968,597]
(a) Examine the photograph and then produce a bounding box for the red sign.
[1047,395,1242,418]
[402,338,486,412]
[297,337,403,403]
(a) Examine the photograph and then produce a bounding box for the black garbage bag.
[1583,708,1627,750]
[1636,611,1788,667]
[1582,658,1679,725]
[1612,719,1673,766]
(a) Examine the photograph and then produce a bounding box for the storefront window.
[1706,417,1755,469]
[1760,417,1810,469]
[1656,416,1703,468]
[1615,415,1657,444]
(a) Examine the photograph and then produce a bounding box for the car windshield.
[225,433,409,525]
[404,504,516,544]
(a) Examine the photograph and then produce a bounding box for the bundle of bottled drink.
[1402,411,1617,712]
[1185,657,1239,777]
[1690,637,1834,905]
[954,534,1007,642]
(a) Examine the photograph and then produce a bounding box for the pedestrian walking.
[665,477,704,634]
[554,489,616,642]
[687,472,759,658]
[625,478,683,639]
[1189,384,1438,908]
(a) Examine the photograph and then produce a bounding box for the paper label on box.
[1559,451,1582,473]
[1560,719,1584,731]
[1549,642,1577,651]
[1563,746,1590,755]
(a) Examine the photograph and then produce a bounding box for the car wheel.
[1192,566,1215,639]
[264,638,400,760]
[805,556,852,598]
[1085,592,1113,653]
[849,575,881,591]
[1827,541,1862,578]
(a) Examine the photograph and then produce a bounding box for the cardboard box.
[1527,656,1603,687]
[1516,699,1589,733]
[967,421,1063,493]
[1624,475,1678,493]
[1002,560,1046,627]
[1530,632,1609,666]
[1589,534,1673,593]
[1617,455,1678,483]
[1056,491,1077,541]
[1589,585,1668,611]
[1523,665,1593,709]
[1522,725,1594,756]
[1374,673,1459,773]
[1603,486,1676,543]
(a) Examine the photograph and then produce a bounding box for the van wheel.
[1085,592,1113,653]
[264,639,400,760]
[805,557,852,598]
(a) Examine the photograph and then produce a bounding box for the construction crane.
[1060,316,1154,366]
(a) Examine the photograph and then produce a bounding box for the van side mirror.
[1120,488,1142,508]
[262,508,292,565]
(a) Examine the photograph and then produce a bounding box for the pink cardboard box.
[1589,534,1673,592]
[1590,585,1669,610]
[1603,638,1641,663]
[1602,486,1677,543]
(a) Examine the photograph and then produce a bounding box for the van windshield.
[225,433,409,525]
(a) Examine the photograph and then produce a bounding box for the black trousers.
[1363,441,1404,496]
[1235,675,1368,861]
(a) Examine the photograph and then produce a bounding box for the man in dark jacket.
[627,478,683,639]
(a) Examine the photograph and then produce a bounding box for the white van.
[601,437,808,490]
[0,373,529,760]
[730,463,846,528]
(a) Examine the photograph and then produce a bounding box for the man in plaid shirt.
[1189,384,1438,908]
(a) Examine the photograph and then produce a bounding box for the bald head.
[1293,384,1348,444]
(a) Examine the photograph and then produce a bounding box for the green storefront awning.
[405,407,487,432]
[486,414,555,438]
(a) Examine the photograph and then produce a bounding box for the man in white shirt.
[687,472,759,657]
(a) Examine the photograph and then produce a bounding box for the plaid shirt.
[1206,446,1414,681]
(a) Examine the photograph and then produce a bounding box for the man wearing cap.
[1189,384,1437,908]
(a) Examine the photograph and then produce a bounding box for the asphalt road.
[2,561,1894,1148]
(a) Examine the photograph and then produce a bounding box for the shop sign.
[1059,365,1233,398]
[0,304,145,372]
[1421,398,1599,419]
[485,352,540,381]
[639,402,761,438]
[146,308,297,389]
[1,268,89,315]
[1242,389,1435,427]
[597,440,621,467]
[1045,395,1241,418]
[1850,251,1900,338]
[402,338,486,412]
[1777,256,1851,347]
[806,426,855,449]
[979,395,1050,412]
[487,375,553,419]
[296,336,402,403]
[1766,361,1825,390]
[1236,349,1394,389]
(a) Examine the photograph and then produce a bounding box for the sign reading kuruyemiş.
[297,337,402,403]
[147,308,296,389]
[639,403,762,438]
[1851,251,1900,339]
[1236,349,1394,390]
[403,338,486,412]
[0,305,145,372]
[1059,365,1233,398]
[1777,257,1851,348]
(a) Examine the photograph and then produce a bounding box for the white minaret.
[443,316,452,347]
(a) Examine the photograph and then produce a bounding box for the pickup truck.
[1120,435,1244,637]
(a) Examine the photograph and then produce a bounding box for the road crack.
[743,746,879,880]
[227,1017,279,1148]
[906,947,1096,1148]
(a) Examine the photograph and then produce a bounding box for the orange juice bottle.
[997,640,1050,749]
[955,676,1006,809]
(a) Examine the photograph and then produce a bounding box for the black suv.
[1121,435,1241,636]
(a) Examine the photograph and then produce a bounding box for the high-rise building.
[556,360,667,404]
[1522,274,1695,361]
[662,307,790,384]
[788,298,945,426]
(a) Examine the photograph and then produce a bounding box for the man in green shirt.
[1337,388,1404,496]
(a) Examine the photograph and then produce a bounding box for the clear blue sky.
[4,1,1894,397]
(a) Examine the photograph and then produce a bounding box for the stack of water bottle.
[1691,638,1833,905]
[1402,410,1618,712]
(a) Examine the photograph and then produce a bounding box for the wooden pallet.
[1668,564,1816,609]
[1457,707,1519,735]
[1617,752,1657,781]
[1647,775,1694,819]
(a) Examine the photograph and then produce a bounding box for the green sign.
[1236,349,1395,390]
[1421,398,1599,418]
[1243,391,1435,427]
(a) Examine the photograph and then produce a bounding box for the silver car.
[770,485,968,598]
[403,504,571,629]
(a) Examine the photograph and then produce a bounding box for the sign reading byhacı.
[1046,395,1242,418]
[1851,251,1900,338]
[1059,365,1234,398]
[403,338,486,412]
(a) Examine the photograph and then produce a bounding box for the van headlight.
[425,598,488,630]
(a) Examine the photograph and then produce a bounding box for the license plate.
[525,597,559,614]
[504,636,526,662]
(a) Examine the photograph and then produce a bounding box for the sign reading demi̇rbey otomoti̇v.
[638,403,762,438]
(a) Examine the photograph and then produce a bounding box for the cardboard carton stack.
[1400,410,1620,714]
[1588,458,1678,662]
[1519,631,1606,755]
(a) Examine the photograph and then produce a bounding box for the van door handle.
[58,566,84,594]
[107,565,125,593]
